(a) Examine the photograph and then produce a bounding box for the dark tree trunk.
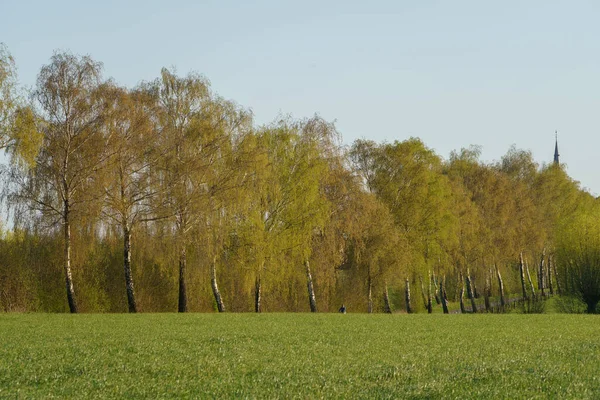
[496,265,506,309]
[426,272,433,313]
[405,278,412,313]
[484,272,492,312]
[64,202,77,313]
[383,283,392,314]
[519,252,528,300]
[459,271,466,313]
[178,246,187,312]
[305,260,317,313]
[466,269,477,313]
[547,255,554,295]
[211,255,225,312]
[440,277,449,314]
[367,267,373,313]
[123,224,137,313]
[539,249,546,297]
[254,275,262,313]
[586,298,600,314]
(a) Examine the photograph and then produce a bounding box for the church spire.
[553,130,560,165]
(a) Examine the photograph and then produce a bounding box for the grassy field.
[1,313,599,399]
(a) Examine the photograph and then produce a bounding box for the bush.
[555,295,588,314]
[520,297,546,314]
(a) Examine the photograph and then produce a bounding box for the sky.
[2,0,600,194]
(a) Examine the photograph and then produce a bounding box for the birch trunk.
[547,255,554,295]
[539,249,546,297]
[495,264,506,309]
[64,203,77,313]
[123,224,137,313]
[178,246,187,312]
[211,255,225,312]
[254,274,262,313]
[519,252,528,300]
[305,260,317,313]
[459,271,466,313]
[383,283,392,314]
[405,278,412,313]
[525,259,536,299]
[466,269,477,313]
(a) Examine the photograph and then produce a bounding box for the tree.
[498,146,544,265]
[151,68,251,312]
[534,163,590,245]
[99,83,160,313]
[555,204,600,313]
[296,117,340,312]
[0,44,42,166]
[239,117,331,312]
[444,147,485,278]
[196,97,251,313]
[337,147,406,312]
[12,52,106,313]
[308,147,368,312]
[352,138,456,293]
[151,68,215,312]
[348,139,378,193]
[445,146,529,301]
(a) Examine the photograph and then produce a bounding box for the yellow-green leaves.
[8,106,42,168]
[555,204,600,313]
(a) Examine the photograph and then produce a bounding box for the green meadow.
[1,313,599,399]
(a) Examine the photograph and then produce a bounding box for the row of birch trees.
[0,46,598,313]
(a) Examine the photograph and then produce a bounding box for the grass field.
[1,313,599,399]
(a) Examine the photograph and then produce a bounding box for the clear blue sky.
[2,1,599,194]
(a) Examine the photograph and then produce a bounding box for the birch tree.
[151,68,251,312]
[99,83,162,312]
[199,100,251,313]
[151,68,212,312]
[241,117,330,312]
[13,52,106,313]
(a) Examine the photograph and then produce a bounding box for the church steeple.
[553,131,560,165]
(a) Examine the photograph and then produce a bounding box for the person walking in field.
[339,304,346,314]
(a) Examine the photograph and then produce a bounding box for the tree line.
[0,46,598,313]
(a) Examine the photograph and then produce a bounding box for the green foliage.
[554,295,587,314]
[555,204,600,313]
[520,298,547,314]
[8,106,43,167]
[350,138,456,277]
[0,231,64,312]
[1,314,599,398]
[534,163,592,244]
[1,50,598,314]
